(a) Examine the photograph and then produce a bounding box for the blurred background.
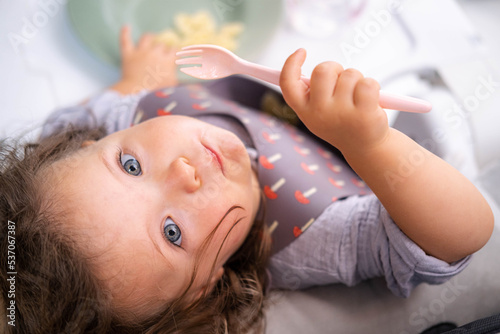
[1,1,499,332]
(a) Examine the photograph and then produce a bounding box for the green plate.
[67,0,282,67]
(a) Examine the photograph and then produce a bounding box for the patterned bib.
[134,77,370,255]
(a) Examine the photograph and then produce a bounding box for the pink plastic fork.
[176,45,432,113]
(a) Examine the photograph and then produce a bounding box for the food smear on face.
[155,11,244,51]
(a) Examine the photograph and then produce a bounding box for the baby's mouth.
[203,144,225,176]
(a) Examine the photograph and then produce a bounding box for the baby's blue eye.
[164,217,182,247]
[120,153,142,176]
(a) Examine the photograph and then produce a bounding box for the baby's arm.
[280,49,494,263]
[109,26,178,95]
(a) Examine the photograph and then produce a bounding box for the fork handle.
[240,61,432,113]
[239,60,283,86]
[378,90,432,113]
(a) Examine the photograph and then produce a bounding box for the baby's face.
[51,115,260,317]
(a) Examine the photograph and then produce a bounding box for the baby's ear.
[81,140,96,148]
[210,267,225,287]
[194,267,225,301]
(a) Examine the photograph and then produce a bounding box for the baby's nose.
[170,157,201,193]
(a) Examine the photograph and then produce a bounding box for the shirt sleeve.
[267,194,472,297]
[39,89,148,139]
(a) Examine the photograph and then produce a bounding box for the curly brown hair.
[0,125,272,333]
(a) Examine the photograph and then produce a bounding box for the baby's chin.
[204,124,250,166]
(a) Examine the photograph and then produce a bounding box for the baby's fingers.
[310,61,343,107]
[334,69,363,106]
[353,77,380,112]
[138,33,155,49]
[280,48,309,111]
[120,25,134,55]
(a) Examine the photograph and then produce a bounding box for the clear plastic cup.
[285,0,367,38]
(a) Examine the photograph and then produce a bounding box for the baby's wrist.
[109,79,145,95]
[340,128,393,161]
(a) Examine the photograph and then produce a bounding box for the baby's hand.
[280,49,389,155]
[113,26,178,94]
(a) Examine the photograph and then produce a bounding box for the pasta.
[155,11,244,51]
